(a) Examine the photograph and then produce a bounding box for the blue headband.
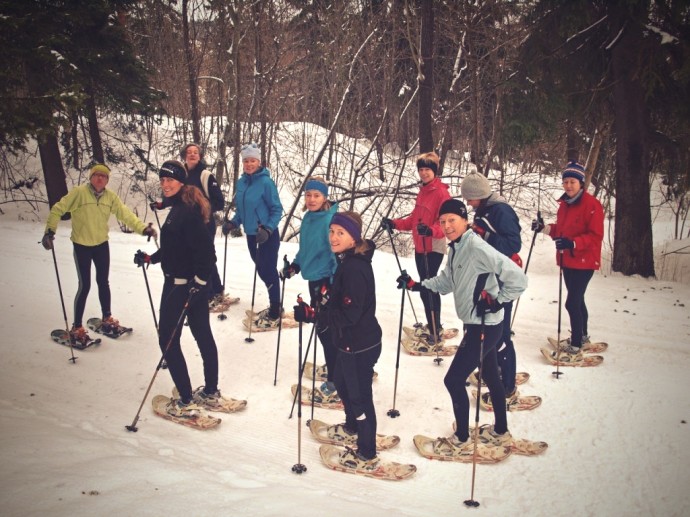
[305,180,328,197]
[331,213,362,243]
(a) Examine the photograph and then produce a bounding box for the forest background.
[2,0,690,280]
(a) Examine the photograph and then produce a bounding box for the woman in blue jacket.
[281,177,338,394]
[222,143,284,328]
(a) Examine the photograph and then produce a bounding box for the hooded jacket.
[229,167,283,235]
[472,192,522,258]
[547,191,604,270]
[422,230,527,326]
[391,177,450,254]
[321,239,382,353]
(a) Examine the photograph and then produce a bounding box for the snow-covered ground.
[1,208,689,516]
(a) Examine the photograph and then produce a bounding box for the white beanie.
[461,172,492,200]
[240,142,261,161]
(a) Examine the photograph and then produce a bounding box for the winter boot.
[551,344,583,363]
[69,325,91,345]
[165,398,202,419]
[100,316,120,333]
[338,447,379,470]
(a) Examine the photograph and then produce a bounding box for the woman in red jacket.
[381,152,451,345]
[533,162,604,362]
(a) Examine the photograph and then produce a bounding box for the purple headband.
[330,213,362,243]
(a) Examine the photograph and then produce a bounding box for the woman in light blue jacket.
[222,143,284,328]
[398,199,527,458]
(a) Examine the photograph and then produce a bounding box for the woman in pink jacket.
[533,161,604,362]
[381,152,451,345]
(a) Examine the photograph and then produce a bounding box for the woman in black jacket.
[138,160,221,419]
[317,211,382,468]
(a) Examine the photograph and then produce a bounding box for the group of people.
[41,145,603,467]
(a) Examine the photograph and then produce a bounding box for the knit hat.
[461,172,492,200]
[89,164,110,178]
[159,160,187,183]
[562,161,586,182]
[438,199,468,219]
[180,143,203,160]
[331,212,362,243]
[417,152,440,176]
[241,142,261,161]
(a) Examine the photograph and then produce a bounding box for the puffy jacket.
[150,190,214,283]
[45,183,147,246]
[294,203,338,281]
[230,167,283,234]
[422,230,527,326]
[391,177,450,254]
[321,240,382,353]
[472,193,522,258]
[547,191,604,270]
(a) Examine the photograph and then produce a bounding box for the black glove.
[41,230,55,250]
[280,261,300,280]
[380,217,395,232]
[256,225,271,244]
[143,223,157,240]
[221,220,237,236]
[189,279,206,298]
[531,214,545,233]
[396,271,420,291]
[133,250,151,267]
[149,200,163,211]
[293,298,315,323]
[554,237,575,250]
[476,290,503,315]
[416,223,433,237]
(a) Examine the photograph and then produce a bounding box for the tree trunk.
[85,84,104,163]
[40,132,68,207]
[610,4,655,277]
[182,0,201,144]
[418,0,434,153]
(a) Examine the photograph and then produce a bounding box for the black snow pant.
[72,241,111,328]
[334,343,382,460]
[309,279,337,383]
[445,322,507,442]
[158,278,219,402]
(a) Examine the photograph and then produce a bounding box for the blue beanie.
[562,161,586,182]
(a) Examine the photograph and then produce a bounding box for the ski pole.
[47,241,77,364]
[552,253,565,379]
[385,225,421,327]
[291,317,307,474]
[125,289,196,432]
[511,209,541,329]
[309,308,319,424]
[421,234,442,365]
[273,260,288,385]
[245,242,260,343]
[288,323,316,419]
[218,232,230,321]
[464,314,486,508]
[387,284,406,418]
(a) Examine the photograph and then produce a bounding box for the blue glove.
[256,225,271,244]
[554,237,575,250]
[416,223,433,237]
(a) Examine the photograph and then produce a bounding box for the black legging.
[72,241,111,327]
[562,268,594,347]
[309,279,337,382]
[333,344,381,460]
[414,252,444,331]
[158,279,219,402]
[444,323,507,442]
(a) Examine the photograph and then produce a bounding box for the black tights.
[562,268,594,346]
